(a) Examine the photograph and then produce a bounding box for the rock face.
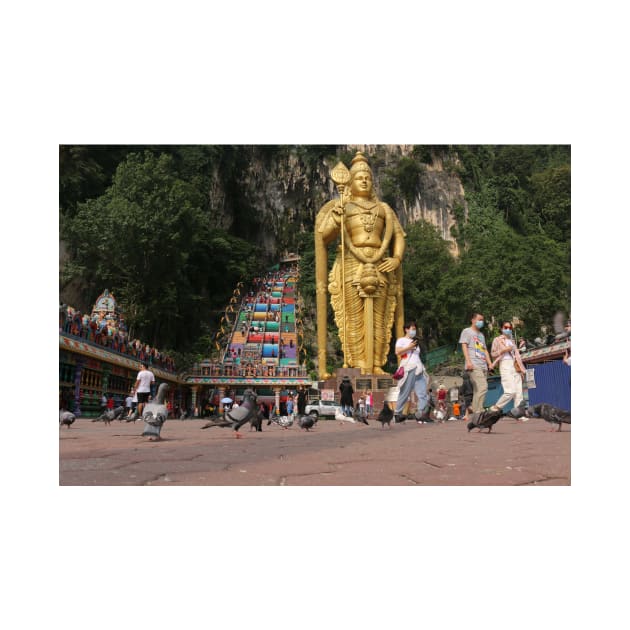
[204,145,467,258]
[405,165,466,257]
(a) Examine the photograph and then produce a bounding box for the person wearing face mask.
[458,313,493,412]
[490,321,526,415]
[393,320,428,423]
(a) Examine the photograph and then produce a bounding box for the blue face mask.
[502,329,512,336]
[408,329,416,338]
[475,320,484,329]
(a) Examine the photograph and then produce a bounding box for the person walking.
[131,388,138,416]
[339,376,354,416]
[490,321,526,417]
[366,390,373,415]
[458,313,493,412]
[358,395,366,415]
[459,370,473,411]
[134,362,155,418]
[393,320,428,423]
[437,384,447,410]
[297,387,307,415]
[125,390,134,418]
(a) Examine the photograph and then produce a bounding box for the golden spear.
[330,161,351,368]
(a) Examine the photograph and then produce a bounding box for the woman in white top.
[490,321,526,414]
[393,320,428,423]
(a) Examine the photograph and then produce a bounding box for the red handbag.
[393,366,405,380]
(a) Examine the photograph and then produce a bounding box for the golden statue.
[315,151,406,378]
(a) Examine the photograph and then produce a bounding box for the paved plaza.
[59,414,570,486]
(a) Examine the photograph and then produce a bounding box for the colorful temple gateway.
[59,261,312,417]
[59,289,181,416]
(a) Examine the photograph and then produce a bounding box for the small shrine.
[91,289,126,333]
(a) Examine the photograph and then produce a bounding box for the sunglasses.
[503,326,513,330]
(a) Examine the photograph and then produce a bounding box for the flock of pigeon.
[60,385,570,439]
[200,389,325,438]
[465,401,571,433]
[59,383,171,441]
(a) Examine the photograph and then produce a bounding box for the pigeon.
[414,401,436,424]
[466,407,502,433]
[100,410,115,425]
[268,414,294,429]
[179,409,188,420]
[201,416,232,429]
[141,383,170,440]
[526,403,571,432]
[297,414,317,431]
[96,406,125,425]
[395,398,437,424]
[59,410,76,428]
[201,389,258,438]
[376,404,394,429]
[201,413,222,425]
[335,408,355,424]
[250,408,264,432]
[507,401,528,421]
[352,408,369,425]
[126,409,140,423]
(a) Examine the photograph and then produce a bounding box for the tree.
[530,164,571,242]
[438,221,570,341]
[59,146,106,215]
[61,150,258,351]
[402,221,455,347]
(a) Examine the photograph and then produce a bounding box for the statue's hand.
[377,257,400,273]
[332,202,345,216]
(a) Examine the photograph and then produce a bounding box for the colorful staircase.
[217,268,303,375]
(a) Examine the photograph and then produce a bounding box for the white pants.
[496,360,523,409]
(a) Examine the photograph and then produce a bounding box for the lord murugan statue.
[315,151,406,379]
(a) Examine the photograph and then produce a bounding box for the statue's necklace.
[352,200,379,233]
[361,208,378,232]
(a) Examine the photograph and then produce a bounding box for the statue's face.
[351,171,373,197]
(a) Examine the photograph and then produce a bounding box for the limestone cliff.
[204,145,467,258]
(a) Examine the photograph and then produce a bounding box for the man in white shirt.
[134,363,155,417]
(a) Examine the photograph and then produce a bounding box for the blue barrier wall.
[524,360,571,411]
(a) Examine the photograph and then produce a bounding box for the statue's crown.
[349,151,372,176]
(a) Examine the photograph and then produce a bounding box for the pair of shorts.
[137,392,151,403]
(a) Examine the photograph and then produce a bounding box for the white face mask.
[408,329,416,338]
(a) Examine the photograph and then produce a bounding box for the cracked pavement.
[59,416,570,486]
